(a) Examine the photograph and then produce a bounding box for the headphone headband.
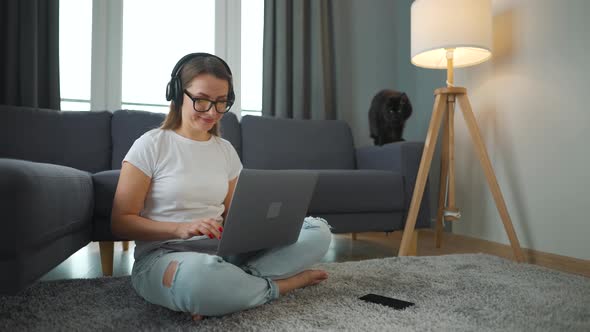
[169,52,233,79]
[165,52,234,107]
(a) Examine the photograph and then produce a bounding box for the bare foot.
[276,269,329,295]
[191,314,205,321]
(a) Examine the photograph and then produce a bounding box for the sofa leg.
[122,241,129,251]
[405,230,419,256]
[351,233,357,241]
[99,241,114,276]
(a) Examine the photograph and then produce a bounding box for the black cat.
[369,90,413,146]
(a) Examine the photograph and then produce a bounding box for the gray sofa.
[0,105,430,294]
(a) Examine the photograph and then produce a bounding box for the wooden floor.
[40,230,589,281]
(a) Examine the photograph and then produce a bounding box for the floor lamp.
[398,0,525,262]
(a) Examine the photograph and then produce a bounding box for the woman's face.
[180,73,229,136]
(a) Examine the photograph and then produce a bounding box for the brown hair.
[160,56,233,136]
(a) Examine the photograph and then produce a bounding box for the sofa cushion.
[308,170,405,214]
[91,168,404,225]
[92,170,405,232]
[91,170,122,241]
[111,110,242,169]
[111,110,165,169]
[241,115,356,170]
[92,170,120,219]
[0,105,112,173]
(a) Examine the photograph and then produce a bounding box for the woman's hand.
[174,218,224,240]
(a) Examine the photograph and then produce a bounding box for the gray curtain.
[262,0,336,120]
[0,0,61,109]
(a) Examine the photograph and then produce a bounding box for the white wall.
[453,0,590,260]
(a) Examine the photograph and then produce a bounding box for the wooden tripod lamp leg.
[446,97,460,221]
[456,95,525,262]
[399,94,446,256]
[435,106,450,248]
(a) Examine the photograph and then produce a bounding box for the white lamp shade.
[411,0,492,69]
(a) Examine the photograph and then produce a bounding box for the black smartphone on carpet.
[359,293,415,310]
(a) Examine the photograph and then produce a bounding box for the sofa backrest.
[219,111,242,159]
[110,110,165,169]
[240,115,356,170]
[0,105,112,173]
[110,109,242,169]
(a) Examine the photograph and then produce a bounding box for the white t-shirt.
[123,128,242,259]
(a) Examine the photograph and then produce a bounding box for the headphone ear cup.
[228,89,235,104]
[165,76,183,106]
[172,77,183,106]
[174,77,182,107]
[165,80,174,102]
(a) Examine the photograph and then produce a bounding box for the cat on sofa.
[369,89,413,146]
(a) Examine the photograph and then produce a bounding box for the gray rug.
[1,253,589,331]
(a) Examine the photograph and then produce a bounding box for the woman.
[111,53,332,320]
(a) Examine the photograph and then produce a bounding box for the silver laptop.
[161,169,319,256]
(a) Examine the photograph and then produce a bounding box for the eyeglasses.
[184,90,233,113]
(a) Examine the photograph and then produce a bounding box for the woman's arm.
[221,176,239,220]
[112,162,223,241]
[111,161,182,241]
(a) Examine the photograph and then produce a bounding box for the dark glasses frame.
[183,90,233,113]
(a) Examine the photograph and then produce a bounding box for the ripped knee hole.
[162,260,179,288]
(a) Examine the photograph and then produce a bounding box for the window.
[122,0,215,113]
[59,0,264,116]
[241,0,264,115]
[59,0,92,111]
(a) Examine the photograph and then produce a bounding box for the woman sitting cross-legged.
[111,52,332,320]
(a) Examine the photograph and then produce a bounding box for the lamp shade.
[411,0,492,69]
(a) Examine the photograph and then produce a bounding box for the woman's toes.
[306,270,329,285]
[192,314,204,321]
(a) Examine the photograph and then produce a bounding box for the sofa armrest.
[356,141,423,176]
[0,159,93,257]
[355,142,431,228]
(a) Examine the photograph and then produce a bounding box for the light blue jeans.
[131,217,332,317]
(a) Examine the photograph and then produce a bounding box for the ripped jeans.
[130,217,332,317]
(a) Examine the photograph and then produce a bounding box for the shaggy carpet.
[1,253,589,331]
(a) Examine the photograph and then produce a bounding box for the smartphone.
[359,293,415,310]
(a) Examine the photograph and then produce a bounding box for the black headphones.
[165,52,235,107]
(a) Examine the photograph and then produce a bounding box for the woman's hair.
[161,56,233,136]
